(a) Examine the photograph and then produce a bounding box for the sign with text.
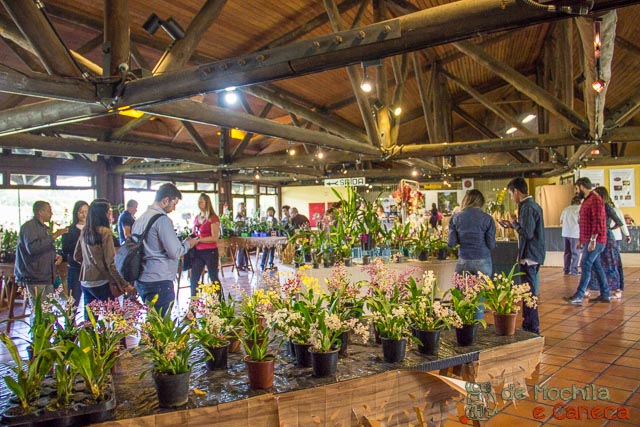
[323,177,367,187]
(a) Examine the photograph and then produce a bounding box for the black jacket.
[14,218,56,285]
[61,224,82,268]
[513,197,546,265]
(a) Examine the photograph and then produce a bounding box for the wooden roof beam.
[231,103,273,158]
[104,0,130,77]
[412,53,435,143]
[182,121,216,157]
[1,0,81,77]
[452,40,590,133]
[324,0,381,147]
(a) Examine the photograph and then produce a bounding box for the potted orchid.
[189,282,237,370]
[450,272,488,346]
[479,264,537,335]
[366,285,412,363]
[406,271,461,355]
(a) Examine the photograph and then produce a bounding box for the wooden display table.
[279,258,458,293]
[87,329,543,427]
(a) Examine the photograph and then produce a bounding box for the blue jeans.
[66,265,82,308]
[82,283,112,321]
[135,279,175,317]
[236,248,247,269]
[190,248,220,297]
[519,263,540,334]
[563,237,580,274]
[575,242,609,299]
[261,248,275,269]
[456,257,492,321]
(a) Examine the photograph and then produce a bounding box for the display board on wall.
[579,169,604,188]
[609,168,636,207]
[308,202,326,227]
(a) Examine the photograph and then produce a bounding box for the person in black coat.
[61,200,88,307]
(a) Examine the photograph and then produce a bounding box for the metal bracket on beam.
[197,21,401,81]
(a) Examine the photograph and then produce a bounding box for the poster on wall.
[609,168,636,207]
[308,203,326,227]
[578,169,604,188]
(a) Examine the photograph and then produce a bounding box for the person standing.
[132,184,198,315]
[235,202,249,271]
[290,207,310,229]
[61,200,88,307]
[260,207,278,271]
[15,201,68,313]
[448,190,496,277]
[610,202,632,298]
[190,193,221,297]
[448,190,496,321]
[566,177,610,305]
[429,203,442,230]
[117,199,138,245]
[74,199,136,320]
[587,187,626,299]
[560,196,581,276]
[503,178,545,334]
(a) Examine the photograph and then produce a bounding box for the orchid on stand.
[450,272,488,346]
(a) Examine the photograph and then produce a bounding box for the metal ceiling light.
[142,13,185,41]
[360,64,373,93]
[254,170,261,180]
[316,149,324,159]
[505,126,518,135]
[592,79,606,93]
[521,114,536,123]
[392,105,402,116]
[223,87,238,105]
[592,18,606,93]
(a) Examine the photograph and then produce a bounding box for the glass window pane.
[244,184,255,195]
[175,181,194,191]
[124,178,147,190]
[267,187,276,195]
[11,149,35,155]
[231,183,243,194]
[10,174,50,186]
[56,175,92,187]
[197,182,215,192]
[42,151,74,160]
[150,180,171,191]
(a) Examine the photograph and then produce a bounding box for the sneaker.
[588,296,611,303]
[613,290,623,299]
[564,295,583,305]
[584,291,590,298]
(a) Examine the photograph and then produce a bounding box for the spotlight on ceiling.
[592,79,606,93]
[142,13,185,41]
[392,106,402,116]
[223,87,238,105]
[411,170,419,177]
[360,63,373,93]
[254,170,261,180]
[316,150,324,159]
[505,127,518,135]
[288,147,296,156]
[521,114,536,124]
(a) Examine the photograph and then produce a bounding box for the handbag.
[109,282,125,298]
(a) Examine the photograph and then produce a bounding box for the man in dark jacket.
[15,201,67,311]
[504,178,545,334]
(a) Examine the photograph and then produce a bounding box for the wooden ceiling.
[1,0,640,184]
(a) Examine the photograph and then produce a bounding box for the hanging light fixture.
[592,18,606,93]
[360,63,373,93]
[223,87,238,105]
[392,105,402,116]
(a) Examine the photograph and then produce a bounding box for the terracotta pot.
[493,312,517,336]
[244,356,275,389]
[228,338,242,353]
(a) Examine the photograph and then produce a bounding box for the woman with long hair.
[190,193,221,297]
[74,199,136,319]
[587,187,625,298]
[61,200,88,307]
[448,189,496,320]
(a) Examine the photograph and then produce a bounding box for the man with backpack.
[131,183,198,316]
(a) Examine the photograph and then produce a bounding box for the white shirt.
[560,205,580,239]
[611,207,630,241]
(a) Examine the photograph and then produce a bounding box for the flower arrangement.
[406,272,462,331]
[42,287,80,343]
[450,272,488,327]
[237,288,279,361]
[367,289,411,341]
[325,262,366,320]
[189,282,237,358]
[138,298,198,375]
[479,264,537,315]
[307,297,368,352]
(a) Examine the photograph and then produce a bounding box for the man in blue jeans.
[566,177,610,305]
[132,183,198,316]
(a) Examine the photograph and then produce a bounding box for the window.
[124,178,148,190]
[10,174,50,186]
[232,183,255,195]
[56,175,93,187]
[150,180,171,191]
[175,182,194,191]
[197,182,215,192]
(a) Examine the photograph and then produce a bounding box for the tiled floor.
[1,266,639,426]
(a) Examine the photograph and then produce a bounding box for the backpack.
[114,214,163,282]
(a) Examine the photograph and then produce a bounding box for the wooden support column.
[576,11,617,138]
[323,0,381,148]
[104,0,130,77]
[453,39,590,132]
[1,0,80,76]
